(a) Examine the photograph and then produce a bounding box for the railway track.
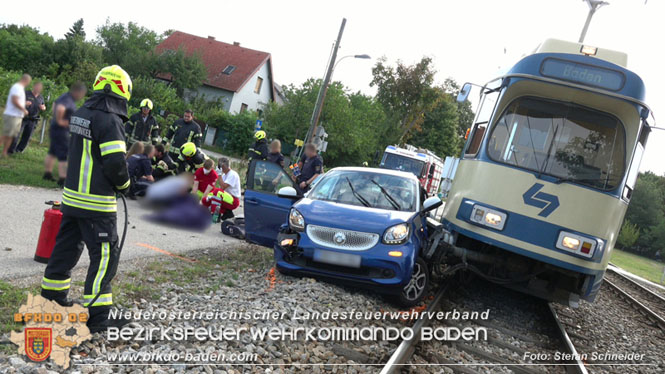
[604,268,665,331]
[380,281,587,374]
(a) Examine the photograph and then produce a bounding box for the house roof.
[156,31,274,96]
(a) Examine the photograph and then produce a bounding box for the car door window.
[250,160,293,194]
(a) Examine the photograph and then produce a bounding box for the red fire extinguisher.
[34,201,63,264]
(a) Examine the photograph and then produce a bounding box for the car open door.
[244,160,298,247]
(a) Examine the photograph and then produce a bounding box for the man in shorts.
[43,82,87,186]
[1,74,31,157]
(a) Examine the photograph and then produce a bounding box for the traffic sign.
[255,120,263,130]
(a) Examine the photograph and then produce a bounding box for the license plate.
[313,249,361,268]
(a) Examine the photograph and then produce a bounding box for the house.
[156,31,276,113]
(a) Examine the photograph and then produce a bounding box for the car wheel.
[396,257,429,307]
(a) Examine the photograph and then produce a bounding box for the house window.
[240,103,248,112]
[254,77,263,94]
[256,109,263,117]
[222,65,236,75]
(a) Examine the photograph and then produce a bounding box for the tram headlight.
[556,231,598,258]
[470,205,507,231]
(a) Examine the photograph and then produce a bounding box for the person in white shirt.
[2,74,31,157]
[216,157,242,219]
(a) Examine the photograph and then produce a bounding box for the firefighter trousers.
[41,215,120,312]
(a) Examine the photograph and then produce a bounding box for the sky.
[2,0,664,174]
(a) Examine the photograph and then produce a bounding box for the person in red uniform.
[192,158,218,199]
[201,187,240,222]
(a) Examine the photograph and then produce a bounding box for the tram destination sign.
[540,58,625,91]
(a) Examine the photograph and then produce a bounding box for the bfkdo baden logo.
[10,294,92,369]
[24,328,52,361]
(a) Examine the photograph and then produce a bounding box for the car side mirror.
[422,196,443,214]
[278,186,301,199]
[456,83,472,103]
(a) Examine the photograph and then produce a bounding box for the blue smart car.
[243,161,443,306]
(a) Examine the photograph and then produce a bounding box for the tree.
[370,57,439,142]
[263,78,388,167]
[65,19,86,39]
[409,87,462,158]
[96,20,162,78]
[0,25,57,77]
[622,172,665,257]
[616,220,640,250]
[154,48,207,96]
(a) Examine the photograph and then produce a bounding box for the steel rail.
[379,283,452,374]
[548,303,589,374]
[607,267,665,306]
[604,278,665,331]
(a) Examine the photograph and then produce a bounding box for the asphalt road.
[0,184,246,280]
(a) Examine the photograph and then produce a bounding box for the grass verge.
[611,248,665,284]
[0,140,62,188]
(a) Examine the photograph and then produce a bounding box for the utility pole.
[304,18,346,148]
[578,0,609,43]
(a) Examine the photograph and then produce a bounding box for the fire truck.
[379,145,444,196]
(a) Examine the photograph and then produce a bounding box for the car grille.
[306,225,380,251]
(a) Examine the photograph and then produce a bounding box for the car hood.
[293,198,416,234]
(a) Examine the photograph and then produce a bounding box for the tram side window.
[623,124,650,201]
[465,89,499,156]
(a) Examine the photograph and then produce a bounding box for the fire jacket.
[163,118,202,155]
[152,153,177,180]
[61,92,130,217]
[125,112,160,145]
[176,149,208,174]
[248,139,269,161]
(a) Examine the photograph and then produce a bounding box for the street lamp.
[333,54,372,71]
[578,0,609,43]
[302,43,372,152]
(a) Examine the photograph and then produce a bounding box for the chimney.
[208,36,215,40]
[233,41,240,46]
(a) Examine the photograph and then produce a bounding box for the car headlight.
[469,205,507,230]
[383,223,410,245]
[289,209,305,231]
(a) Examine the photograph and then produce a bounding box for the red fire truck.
[379,145,444,196]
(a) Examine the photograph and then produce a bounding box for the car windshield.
[380,153,425,177]
[308,170,418,212]
[487,97,626,191]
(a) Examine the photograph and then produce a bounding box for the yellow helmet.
[180,142,197,157]
[92,65,132,101]
[254,130,266,140]
[140,98,153,110]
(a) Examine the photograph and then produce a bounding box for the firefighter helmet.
[254,130,266,140]
[92,65,132,101]
[140,98,153,110]
[180,142,197,157]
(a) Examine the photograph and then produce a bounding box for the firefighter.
[176,141,207,174]
[152,144,177,181]
[125,98,160,145]
[40,65,132,333]
[163,109,201,160]
[248,130,268,161]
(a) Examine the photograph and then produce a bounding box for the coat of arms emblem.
[25,328,52,361]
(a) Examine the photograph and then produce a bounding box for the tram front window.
[487,97,625,191]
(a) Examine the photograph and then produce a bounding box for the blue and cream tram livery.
[438,39,655,306]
